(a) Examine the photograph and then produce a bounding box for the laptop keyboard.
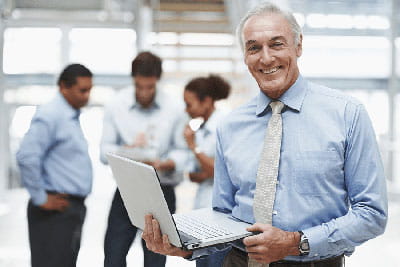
[174,214,234,240]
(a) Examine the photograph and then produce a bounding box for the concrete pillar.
[387,0,398,182]
[135,0,153,52]
[0,17,8,201]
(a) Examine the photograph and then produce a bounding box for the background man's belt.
[46,191,86,202]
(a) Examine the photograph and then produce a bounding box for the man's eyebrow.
[270,36,286,41]
[245,40,257,47]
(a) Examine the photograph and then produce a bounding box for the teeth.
[261,67,279,74]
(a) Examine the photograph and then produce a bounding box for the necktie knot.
[269,101,284,114]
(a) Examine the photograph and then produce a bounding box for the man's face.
[243,13,302,99]
[60,76,92,109]
[134,75,158,108]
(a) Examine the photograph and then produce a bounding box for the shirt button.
[272,210,278,215]
[276,181,280,185]
[314,254,318,257]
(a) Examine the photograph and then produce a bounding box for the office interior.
[0,0,399,266]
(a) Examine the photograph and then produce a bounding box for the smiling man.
[142,2,388,267]
[17,64,93,267]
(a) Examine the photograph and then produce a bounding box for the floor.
[0,167,399,267]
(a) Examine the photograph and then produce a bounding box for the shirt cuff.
[302,225,328,259]
[30,189,47,206]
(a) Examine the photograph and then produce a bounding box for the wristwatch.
[298,231,310,256]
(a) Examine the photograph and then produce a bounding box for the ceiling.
[2,0,398,35]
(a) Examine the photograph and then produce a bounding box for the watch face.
[300,242,310,251]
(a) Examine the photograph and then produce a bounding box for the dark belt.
[232,247,344,267]
[271,254,344,267]
[46,191,86,203]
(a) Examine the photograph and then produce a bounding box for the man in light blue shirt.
[142,2,388,267]
[16,64,93,267]
[100,51,187,267]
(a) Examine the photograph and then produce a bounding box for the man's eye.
[272,42,283,47]
[247,45,259,52]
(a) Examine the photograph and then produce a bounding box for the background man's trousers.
[104,186,176,267]
[27,198,86,267]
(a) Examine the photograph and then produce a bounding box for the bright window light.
[180,46,233,58]
[156,32,179,45]
[326,15,353,29]
[3,28,61,74]
[162,60,178,72]
[352,15,369,29]
[306,14,327,28]
[10,106,37,138]
[70,28,136,74]
[179,33,234,46]
[5,86,56,105]
[301,36,390,78]
[303,35,389,49]
[180,60,233,72]
[367,15,390,30]
[157,46,178,58]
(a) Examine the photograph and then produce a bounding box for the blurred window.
[3,28,61,74]
[69,28,136,74]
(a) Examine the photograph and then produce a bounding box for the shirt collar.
[202,109,220,133]
[56,92,81,119]
[130,89,161,110]
[255,75,307,116]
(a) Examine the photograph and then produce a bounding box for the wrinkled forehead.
[243,13,292,39]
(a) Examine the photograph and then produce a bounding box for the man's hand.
[125,132,148,148]
[142,214,192,258]
[39,193,69,212]
[144,159,175,172]
[243,223,300,264]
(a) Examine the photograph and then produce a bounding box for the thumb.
[246,223,267,233]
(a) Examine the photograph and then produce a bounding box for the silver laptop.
[106,153,253,250]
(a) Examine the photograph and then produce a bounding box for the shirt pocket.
[294,151,344,196]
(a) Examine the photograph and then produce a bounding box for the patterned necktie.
[249,101,285,267]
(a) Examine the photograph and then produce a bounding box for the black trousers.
[27,198,86,267]
[223,247,344,267]
[104,186,176,267]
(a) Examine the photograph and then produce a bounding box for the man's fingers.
[152,219,162,242]
[246,223,265,233]
[243,232,264,247]
[143,214,154,238]
[246,244,264,254]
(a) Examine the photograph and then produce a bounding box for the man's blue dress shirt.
[100,87,188,185]
[212,75,388,261]
[17,92,93,206]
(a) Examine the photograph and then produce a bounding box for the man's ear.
[296,34,303,57]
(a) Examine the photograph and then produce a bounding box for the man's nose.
[260,46,274,64]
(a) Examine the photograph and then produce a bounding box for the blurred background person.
[100,51,187,267]
[16,64,93,267]
[183,74,231,267]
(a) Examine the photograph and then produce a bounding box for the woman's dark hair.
[131,51,162,78]
[57,64,92,88]
[185,74,231,102]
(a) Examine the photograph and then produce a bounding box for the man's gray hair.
[236,2,302,52]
